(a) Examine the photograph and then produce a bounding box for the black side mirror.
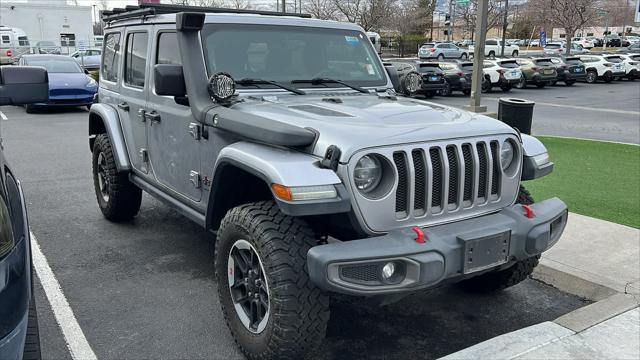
[0,66,49,106]
[154,64,186,97]
[84,68,90,74]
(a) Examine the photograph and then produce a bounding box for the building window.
[60,33,76,47]
[102,32,121,82]
[125,32,149,88]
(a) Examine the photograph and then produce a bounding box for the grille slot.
[429,148,443,209]
[490,141,501,195]
[446,146,459,207]
[393,152,409,215]
[462,144,474,202]
[412,150,426,214]
[477,142,488,199]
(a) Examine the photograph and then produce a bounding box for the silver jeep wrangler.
[89,4,567,359]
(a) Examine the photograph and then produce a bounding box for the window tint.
[535,59,553,66]
[486,40,497,46]
[499,61,519,68]
[461,63,474,71]
[421,44,435,48]
[125,32,148,87]
[1,35,9,44]
[605,56,622,63]
[102,32,121,82]
[565,59,582,65]
[156,32,181,65]
[545,44,561,49]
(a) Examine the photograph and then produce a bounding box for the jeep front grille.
[347,135,521,233]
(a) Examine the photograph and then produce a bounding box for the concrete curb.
[554,293,640,333]
[532,263,617,302]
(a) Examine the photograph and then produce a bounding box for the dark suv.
[389,60,446,97]
[548,57,586,86]
[437,61,473,96]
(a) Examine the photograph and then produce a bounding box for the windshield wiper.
[291,78,370,94]
[236,78,306,95]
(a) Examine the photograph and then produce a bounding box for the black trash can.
[497,98,535,135]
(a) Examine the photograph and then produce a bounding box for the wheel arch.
[88,104,131,172]
[205,142,349,231]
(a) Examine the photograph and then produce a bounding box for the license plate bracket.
[460,230,511,274]
[429,76,439,81]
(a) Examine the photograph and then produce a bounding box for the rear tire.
[460,53,468,60]
[92,133,142,221]
[25,104,35,114]
[488,51,495,58]
[440,81,452,96]
[500,84,512,92]
[481,78,492,93]
[512,50,519,57]
[604,74,613,83]
[515,75,526,89]
[215,201,329,360]
[458,186,539,293]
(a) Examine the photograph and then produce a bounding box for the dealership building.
[0,0,94,52]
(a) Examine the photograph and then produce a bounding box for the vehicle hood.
[231,93,516,162]
[48,73,92,89]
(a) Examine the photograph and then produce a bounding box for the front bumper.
[0,312,28,360]
[308,198,567,295]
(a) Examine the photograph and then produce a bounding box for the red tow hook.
[522,204,535,219]
[412,227,426,243]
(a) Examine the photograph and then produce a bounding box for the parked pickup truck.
[470,39,520,58]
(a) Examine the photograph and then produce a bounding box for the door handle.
[117,102,130,111]
[145,111,161,124]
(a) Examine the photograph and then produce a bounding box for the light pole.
[500,0,508,57]
[465,0,489,113]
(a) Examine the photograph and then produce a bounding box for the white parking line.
[30,231,98,360]
[528,101,640,116]
[0,111,7,121]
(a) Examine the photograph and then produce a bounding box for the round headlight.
[500,140,515,170]
[354,155,382,193]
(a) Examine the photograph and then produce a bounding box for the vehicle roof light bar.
[102,3,311,22]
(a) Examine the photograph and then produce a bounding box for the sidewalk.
[442,212,640,359]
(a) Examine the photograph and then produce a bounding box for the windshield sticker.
[365,64,375,75]
[345,36,360,44]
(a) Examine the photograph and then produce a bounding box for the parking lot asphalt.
[0,81,628,359]
[433,80,640,145]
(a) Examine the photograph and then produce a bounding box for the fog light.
[382,262,396,279]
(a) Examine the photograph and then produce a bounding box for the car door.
[117,28,151,175]
[146,27,202,202]
[451,44,462,58]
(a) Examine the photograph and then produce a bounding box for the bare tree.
[333,0,396,31]
[531,0,599,54]
[303,0,339,20]
[454,0,505,38]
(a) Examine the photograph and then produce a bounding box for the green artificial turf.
[524,137,640,228]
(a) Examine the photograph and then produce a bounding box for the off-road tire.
[214,201,329,360]
[92,133,142,221]
[23,296,42,360]
[458,186,538,293]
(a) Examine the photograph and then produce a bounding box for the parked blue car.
[0,65,46,359]
[18,55,98,113]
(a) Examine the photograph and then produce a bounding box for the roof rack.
[102,3,311,22]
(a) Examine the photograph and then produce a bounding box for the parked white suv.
[604,54,639,80]
[469,39,519,58]
[544,42,590,56]
[571,37,595,49]
[577,54,626,83]
[482,59,522,92]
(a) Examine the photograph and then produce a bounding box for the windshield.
[27,58,82,73]
[535,59,554,66]
[545,44,562,49]
[201,24,386,88]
